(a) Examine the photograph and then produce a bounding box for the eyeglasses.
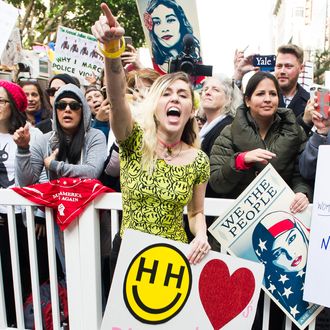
[0,99,9,107]
[46,87,60,97]
[55,101,82,111]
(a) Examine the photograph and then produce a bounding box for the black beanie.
[48,74,80,88]
[56,91,82,103]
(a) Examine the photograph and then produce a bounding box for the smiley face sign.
[123,243,192,324]
[101,229,264,330]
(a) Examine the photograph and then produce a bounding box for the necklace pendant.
[164,150,172,160]
[167,147,172,155]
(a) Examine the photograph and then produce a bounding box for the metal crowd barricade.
[0,189,316,330]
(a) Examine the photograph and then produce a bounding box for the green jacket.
[209,105,311,199]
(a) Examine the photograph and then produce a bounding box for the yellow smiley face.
[123,243,192,324]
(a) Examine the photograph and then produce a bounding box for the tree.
[7,0,145,48]
[314,49,330,85]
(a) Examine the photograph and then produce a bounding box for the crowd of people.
[0,1,329,329]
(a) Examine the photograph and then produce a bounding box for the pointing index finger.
[101,3,116,28]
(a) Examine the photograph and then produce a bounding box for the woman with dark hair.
[14,83,106,185]
[92,3,210,276]
[143,0,201,74]
[0,80,45,327]
[19,80,52,130]
[209,72,310,207]
[209,71,311,329]
[14,83,107,272]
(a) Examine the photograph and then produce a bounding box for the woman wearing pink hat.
[0,80,47,327]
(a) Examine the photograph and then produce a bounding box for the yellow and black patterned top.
[119,124,210,243]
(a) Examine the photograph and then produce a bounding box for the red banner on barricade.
[12,178,114,230]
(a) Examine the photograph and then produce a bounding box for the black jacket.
[279,83,310,117]
[201,115,233,157]
[200,115,233,198]
[279,83,311,136]
[209,105,311,200]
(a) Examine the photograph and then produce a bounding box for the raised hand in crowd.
[312,109,330,135]
[95,98,111,122]
[85,72,98,86]
[233,49,258,81]
[121,44,143,71]
[13,122,30,148]
[302,95,318,127]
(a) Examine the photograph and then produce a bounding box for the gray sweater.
[15,84,107,186]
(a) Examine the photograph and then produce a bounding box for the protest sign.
[52,26,104,84]
[209,164,323,329]
[304,145,330,307]
[101,229,264,329]
[0,1,18,59]
[1,27,22,67]
[135,0,203,75]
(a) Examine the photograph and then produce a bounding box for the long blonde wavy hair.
[132,72,200,172]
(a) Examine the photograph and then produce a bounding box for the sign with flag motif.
[209,164,323,329]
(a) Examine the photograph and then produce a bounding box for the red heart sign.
[199,259,255,329]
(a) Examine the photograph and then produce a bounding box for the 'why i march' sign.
[53,26,104,84]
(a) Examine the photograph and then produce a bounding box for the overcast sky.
[196,0,274,77]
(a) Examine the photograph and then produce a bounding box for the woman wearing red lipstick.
[144,0,201,74]
[92,3,210,274]
[252,211,312,324]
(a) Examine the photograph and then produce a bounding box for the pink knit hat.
[0,80,27,112]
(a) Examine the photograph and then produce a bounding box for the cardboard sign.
[304,146,330,307]
[135,0,203,75]
[1,27,22,67]
[52,26,104,84]
[0,1,18,59]
[101,229,264,329]
[209,164,323,329]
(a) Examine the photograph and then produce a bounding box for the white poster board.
[209,164,323,329]
[102,229,264,329]
[0,1,19,59]
[52,26,104,85]
[304,145,330,307]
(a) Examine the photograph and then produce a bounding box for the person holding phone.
[120,37,143,72]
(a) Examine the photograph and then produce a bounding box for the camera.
[168,34,212,77]
[252,55,276,72]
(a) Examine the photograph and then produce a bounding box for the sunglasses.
[46,87,60,97]
[55,101,82,111]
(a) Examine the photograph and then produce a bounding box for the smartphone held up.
[311,86,330,119]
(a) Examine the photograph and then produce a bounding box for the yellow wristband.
[98,37,126,59]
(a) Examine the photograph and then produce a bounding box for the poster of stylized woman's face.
[271,227,308,273]
[151,4,181,48]
[137,0,202,73]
